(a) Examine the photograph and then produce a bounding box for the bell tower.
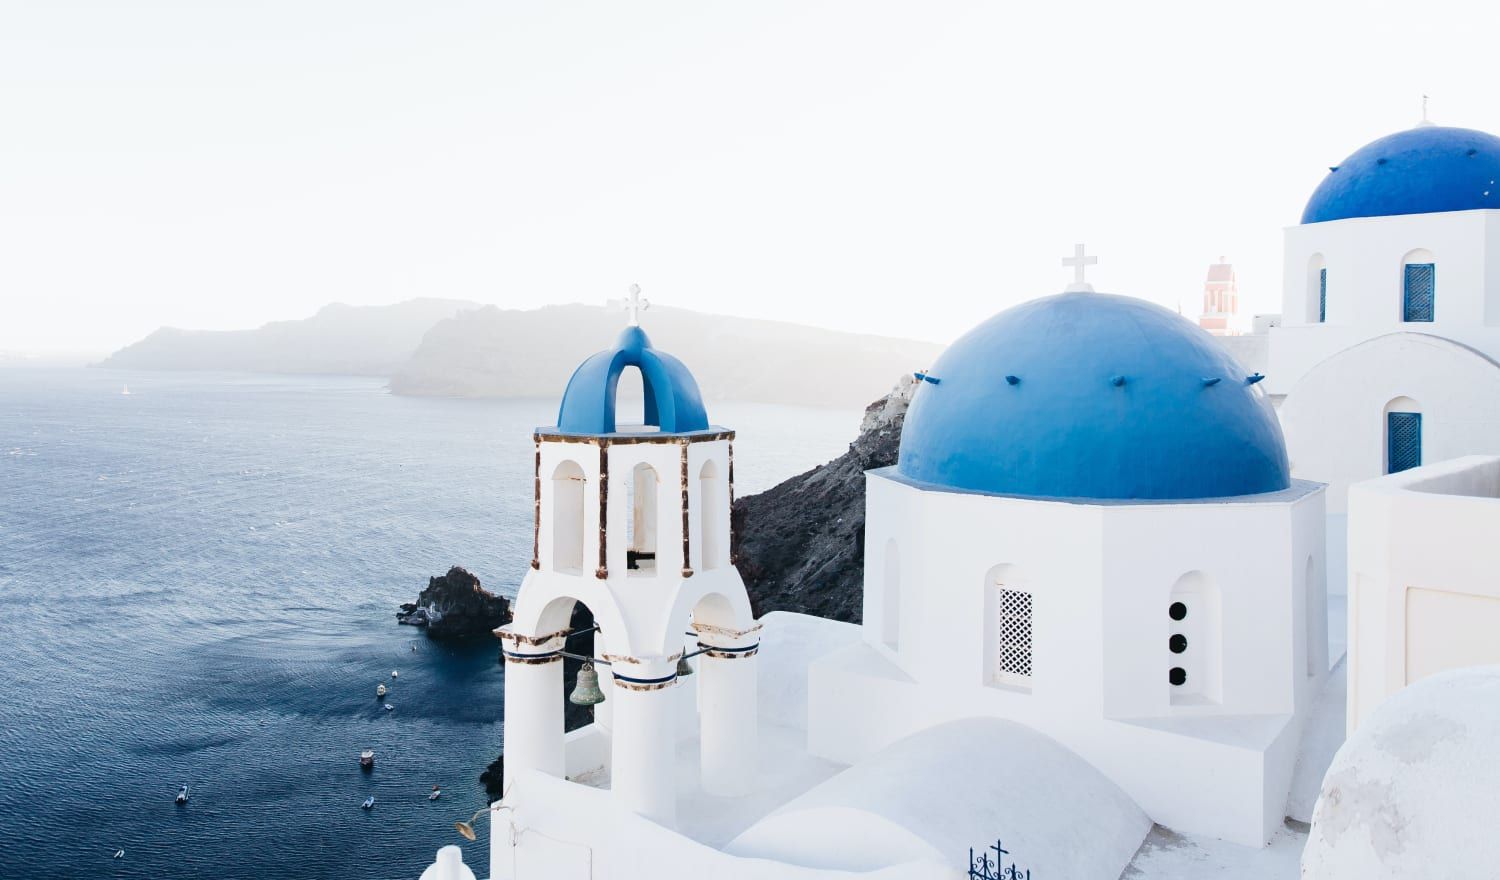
[496,288,760,831]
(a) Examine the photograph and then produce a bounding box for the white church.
[416,120,1500,880]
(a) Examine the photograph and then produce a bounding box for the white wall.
[1346,456,1500,733]
[1272,210,1500,397]
[1276,332,1500,513]
[833,470,1326,846]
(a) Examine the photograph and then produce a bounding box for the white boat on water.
[429,785,441,801]
[383,703,394,711]
[175,785,189,804]
[376,683,387,698]
[361,796,375,810]
[359,749,375,769]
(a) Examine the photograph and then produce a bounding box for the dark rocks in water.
[481,601,596,804]
[732,376,915,624]
[397,566,511,640]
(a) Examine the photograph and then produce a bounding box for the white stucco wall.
[1277,333,1500,514]
[819,470,1327,847]
[1346,456,1500,733]
[1271,209,1500,397]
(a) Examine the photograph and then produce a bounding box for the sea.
[0,366,860,880]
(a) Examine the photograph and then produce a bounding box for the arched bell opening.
[698,459,723,571]
[549,459,587,574]
[1168,571,1222,706]
[626,463,660,574]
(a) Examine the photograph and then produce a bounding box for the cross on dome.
[623,284,650,327]
[1062,243,1097,293]
[1419,94,1434,127]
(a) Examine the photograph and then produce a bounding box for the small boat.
[383,703,394,711]
[175,785,189,805]
[361,796,375,810]
[114,850,124,859]
[376,683,387,698]
[428,785,441,801]
[391,670,398,678]
[359,749,375,769]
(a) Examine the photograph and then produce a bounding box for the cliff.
[732,376,915,623]
[390,303,941,411]
[94,298,477,376]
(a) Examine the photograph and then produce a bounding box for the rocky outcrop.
[398,566,512,640]
[731,376,915,623]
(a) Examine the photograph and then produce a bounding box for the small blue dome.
[555,326,709,434]
[897,292,1290,500]
[1302,126,1500,224]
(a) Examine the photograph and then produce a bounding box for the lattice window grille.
[996,588,1033,682]
[1388,411,1422,474]
[1404,263,1435,322]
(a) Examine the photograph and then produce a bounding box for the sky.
[4,0,1500,355]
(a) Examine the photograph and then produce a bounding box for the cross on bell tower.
[1062,243,1098,293]
[624,283,650,327]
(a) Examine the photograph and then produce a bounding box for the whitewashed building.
[810,283,1327,848]
[1269,124,1500,513]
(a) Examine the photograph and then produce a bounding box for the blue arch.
[556,326,709,434]
[1302,126,1500,224]
[896,292,1290,501]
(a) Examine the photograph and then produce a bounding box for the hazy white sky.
[4,0,1499,354]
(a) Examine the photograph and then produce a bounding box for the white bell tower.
[495,288,759,836]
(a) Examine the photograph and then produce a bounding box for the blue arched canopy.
[555,326,710,434]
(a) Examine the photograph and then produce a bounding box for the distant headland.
[94,299,944,411]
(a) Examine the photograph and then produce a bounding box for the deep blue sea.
[0,366,858,880]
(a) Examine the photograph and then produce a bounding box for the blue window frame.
[1404,263,1435,322]
[1318,268,1327,323]
[1387,412,1422,474]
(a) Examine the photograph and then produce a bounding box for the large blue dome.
[1302,126,1500,224]
[896,292,1290,500]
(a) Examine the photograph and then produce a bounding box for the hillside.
[94,298,478,376]
[390,303,943,410]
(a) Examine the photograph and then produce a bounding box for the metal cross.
[1062,243,1097,292]
[623,283,650,327]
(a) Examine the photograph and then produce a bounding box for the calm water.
[0,367,858,880]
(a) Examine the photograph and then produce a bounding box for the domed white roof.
[1303,666,1500,878]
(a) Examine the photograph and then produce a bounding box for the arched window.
[626,462,659,574]
[698,460,722,570]
[881,539,900,649]
[983,564,1032,690]
[1308,254,1327,323]
[550,460,586,573]
[1385,396,1422,474]
[1169,572,1222,705]
[1402,249,1436,323]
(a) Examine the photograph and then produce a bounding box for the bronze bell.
[569,662,606,706]
[676,654,695,677]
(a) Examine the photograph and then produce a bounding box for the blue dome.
[555,326,709,434]
[1302,126,1500,224]
[897,292,1290,500]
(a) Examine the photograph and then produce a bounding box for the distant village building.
[1197,256,1242,336]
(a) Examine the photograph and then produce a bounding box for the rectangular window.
[995,588,1033,684]
[1318,268,1327,323]
[1404,263,1435,322]
[1387,411,1422,474]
